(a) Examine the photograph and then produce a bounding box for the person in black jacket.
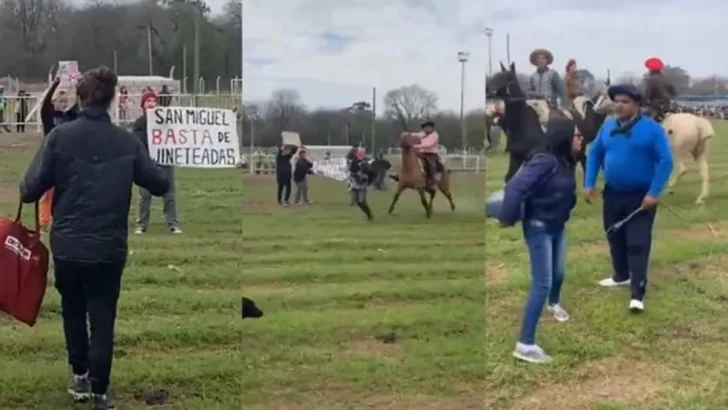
[349,147,374,221]
[275,144,298,206]
[19,66,169,410]
[293,148,314,204]
[40,78,80,136]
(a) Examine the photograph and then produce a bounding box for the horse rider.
[643,57,676,123]
[405,120,442,187]
[564,58,581,108]
[527,48,566,108]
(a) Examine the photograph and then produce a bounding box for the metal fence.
[0,93,243,132]
[239,150,484,174]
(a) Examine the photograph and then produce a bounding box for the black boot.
[357,202,373,221]
[242,297,264,319]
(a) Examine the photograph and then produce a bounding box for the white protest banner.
[281,131,301,147]
[147,106,240,168]
[313,158,349,181]
[57,61,81,88]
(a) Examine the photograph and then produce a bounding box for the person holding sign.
[19,66,169,409]
[275,144,298,206]
[132,91,182,234]
[39,77,81,230]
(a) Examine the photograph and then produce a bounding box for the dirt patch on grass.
[0,132,40,149]
[507,357,667,410]
[485,263,508,285]
[341,338,404,360]
[570,239,606,257]
[355,394,483,409]
[258,393,483,410]
[0,187,18,204]
[244,199,280,212]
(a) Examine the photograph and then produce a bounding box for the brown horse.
[387,134,455,218]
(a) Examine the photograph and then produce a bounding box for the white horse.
[593,92,713,204]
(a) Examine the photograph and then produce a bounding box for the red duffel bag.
[0,201,49,326]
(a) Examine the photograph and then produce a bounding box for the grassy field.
[0,133,243,409]
[240,172,484,408]
[485,121,728,409]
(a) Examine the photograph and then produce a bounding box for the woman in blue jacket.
[498,119,582,364]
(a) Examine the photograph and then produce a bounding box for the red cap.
[140,91,158,108]
[644,57,664,72]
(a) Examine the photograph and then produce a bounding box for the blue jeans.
[518,219,567,345]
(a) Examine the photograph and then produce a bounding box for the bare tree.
[383,84,438,130]
[264,88,305,136]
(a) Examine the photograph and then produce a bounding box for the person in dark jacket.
[275,144,298,206]
[584,84,673,314]
[15,90,29,132]
[498,119,581,364]
[371,152,391,190]
[158,85,172,107]
[293,148,314,204]
[643,57,676,123]
[19,66,169,410]
[349,147,374,221]
[38,78,81,230]
[132,91,182,234]
[41,78,80,136]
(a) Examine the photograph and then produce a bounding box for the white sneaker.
[628,299,644,312]
[170,227,183,234]
[134,227,144,235]
[547,304,570,322]
[512,343,552,364]
[599,277,630,287]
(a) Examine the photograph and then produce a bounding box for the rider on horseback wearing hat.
[643,57,676,123]
[406,120,442,187]
[528,48,566,108]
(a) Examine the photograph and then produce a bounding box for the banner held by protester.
[147,106,240,168]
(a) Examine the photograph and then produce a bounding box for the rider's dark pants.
[420,153,439,184]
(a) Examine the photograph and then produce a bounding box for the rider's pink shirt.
[412,131,439,154]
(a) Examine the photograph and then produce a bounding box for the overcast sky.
[488,0,728,80]
[240,0,486,112]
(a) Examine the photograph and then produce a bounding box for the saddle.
[526,99,580,135]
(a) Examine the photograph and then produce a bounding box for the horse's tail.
[695,117,715,141]
[389,174,400,182]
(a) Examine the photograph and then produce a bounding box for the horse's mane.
[571,96,591,119]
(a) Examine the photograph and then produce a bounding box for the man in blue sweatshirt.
[584,83,673,313]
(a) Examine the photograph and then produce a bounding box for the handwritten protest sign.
[313,158,349,181]
[57,61,80,87]
[281,131,301,146]
[147,107,240,168]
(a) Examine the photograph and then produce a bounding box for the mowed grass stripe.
[0,352,241,410]
[241,174,484,407]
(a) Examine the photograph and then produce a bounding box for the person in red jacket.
[643,57,676,122]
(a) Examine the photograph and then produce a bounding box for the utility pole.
[193,7,201,95]
[371,87,376,153]
[458,51,469,151]
[147,25,153,75]
[485,27,494,76]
